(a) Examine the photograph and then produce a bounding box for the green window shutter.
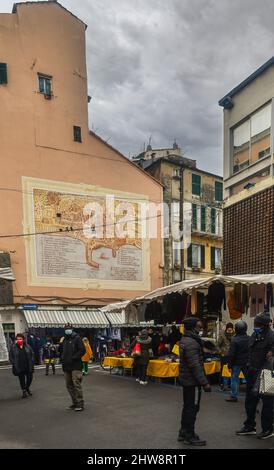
[192,174,201,196]
[0,63,8,85]
[211,247,216,270]
[187,244,192,268]
[215,181,223,202]
[192,204,197,230]
[211,208,216,233]
[201,246,205,269]
[201,207,206,232]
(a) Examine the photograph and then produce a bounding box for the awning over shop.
[129,274,274,306]
[105,312,125,327]
[101,300,131,314]
[23,309,109,328]
[0,267,15,281]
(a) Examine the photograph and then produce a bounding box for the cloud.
[2,0,274,175]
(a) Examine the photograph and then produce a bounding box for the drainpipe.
[179,166,185,280]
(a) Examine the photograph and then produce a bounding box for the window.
[187,244,205,269]
[201,206,206,232]
[192,204,197,230]
[74,126,82,143]
[0,63,7,85]
[233,103,271,173]
[38,74,52,95]
[173,168,180,178]
[215,181,223,202]
[173,241,181,266]
[211,247,222,271]
[192,174,201,196]
[211,208,216,234]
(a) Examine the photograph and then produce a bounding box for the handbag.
[259,359,274,396]
[131,342,141,357]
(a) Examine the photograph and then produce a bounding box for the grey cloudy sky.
[2,0,274,175]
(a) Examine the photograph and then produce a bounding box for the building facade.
[219,57,274,275]
[0,2,163,336]
[133,145,223,284]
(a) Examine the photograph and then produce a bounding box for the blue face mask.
[254,327,264,335]
[65,329,73,336]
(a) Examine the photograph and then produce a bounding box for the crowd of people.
[7,312,274,446]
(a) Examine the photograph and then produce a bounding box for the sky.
[2,1,274,176]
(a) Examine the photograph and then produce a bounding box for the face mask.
[16,339,23,347]
[47,342,51,346]
[198,331,204,337]
[65,329,73,336]
[254,327,264,334]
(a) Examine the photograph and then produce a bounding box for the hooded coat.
[61,332,86,372]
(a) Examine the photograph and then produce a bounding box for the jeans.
[18,372,33,391]
[231,365,249,398]
[244,370,274,432]
[82,362,89,375]
[220,356,230,387]
[181,386,202,438]
[65,370,84,407]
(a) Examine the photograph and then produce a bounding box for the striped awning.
[23,309,109,328]
[0,267,15,281]
[105,312,125,327]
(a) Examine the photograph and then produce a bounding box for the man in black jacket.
[62,323,86,411]
[236,313,274,439]
[226,320,249,403]
[178,317,211,446]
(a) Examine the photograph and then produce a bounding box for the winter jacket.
[82,342,93,362]
[133,336,152,366]
[248,328,274,371]
[217,332,233,357]
[227,333,249,368]
[42,344,58,361]
[61,332,86,372]
[179,332,209,387]
[9,344,34,376]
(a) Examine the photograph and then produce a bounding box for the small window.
[38,74,52,95]
[215,181,223,201]
[74,126,82,143]
[0,63,8,85]
[192,174,201,196]
[173,168,180,178]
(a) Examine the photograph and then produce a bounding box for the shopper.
[217,322,234,390]
[9,333,34,399]
[133,329,151,385]
[61,323,86,411]
[178,317,211,446]
[236,313,274,439]
[42,338,58,376]
[226,321,249,402]
[81,337,93,376]
[168,325,182,351]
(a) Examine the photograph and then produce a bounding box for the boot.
[26,389,32,396]
[22,390,27,399]
[183,434,206,446]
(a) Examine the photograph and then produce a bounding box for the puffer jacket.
[227,333,249,368]
[133,336,152,365]
[179,332,209,387]
[248,328,274,371]
[217,332,233,357]
[9,344,34,376]
[61,332,86,372]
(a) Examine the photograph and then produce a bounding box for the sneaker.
[226,397,238,402]
[183,435,206,446]
[143,381,148,385]
[74,406,84,412]
[66,404,76,410]
[136,378,140,382]
[140,381,147,386]
[26,389,32,396]
[177,429,186,442]
[257,430,274,440]
[22,390,27,399]
[236,426,256,435]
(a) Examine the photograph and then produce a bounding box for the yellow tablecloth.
[103,357,221,378]
[103,357,134,368]
[222,365,244,379]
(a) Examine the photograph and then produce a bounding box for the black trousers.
[46,363,56,374]
[181,386,202,437]
[136,363,148,382]
[18,372,33,391]
[244,372,274,432]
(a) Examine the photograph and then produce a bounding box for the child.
[81,337,93,376]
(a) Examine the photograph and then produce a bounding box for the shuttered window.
[192,174,201,196]
[192,204,197,230]
[211,247,216,270]
[211,208,216,234]
[201,207,206,232]
[215,181,223,202]
[0,63,8,85]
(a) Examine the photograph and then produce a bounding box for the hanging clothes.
[197,292,205,316]
[265,283,274,312]
[207,281,226,313]
[249,284,266,317]
[227,289,244,320]
[191,288,198,315]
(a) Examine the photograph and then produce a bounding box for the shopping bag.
[131,342,141,357]
[259,359,274,396]
[172,344,180,356]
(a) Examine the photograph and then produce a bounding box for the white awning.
[101,300,131,314]
[130,274,274,305]
[23,309,109,328]
[105,312,125,327]
[0,267,15,281]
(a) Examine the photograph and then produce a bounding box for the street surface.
[0,365,272,449]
